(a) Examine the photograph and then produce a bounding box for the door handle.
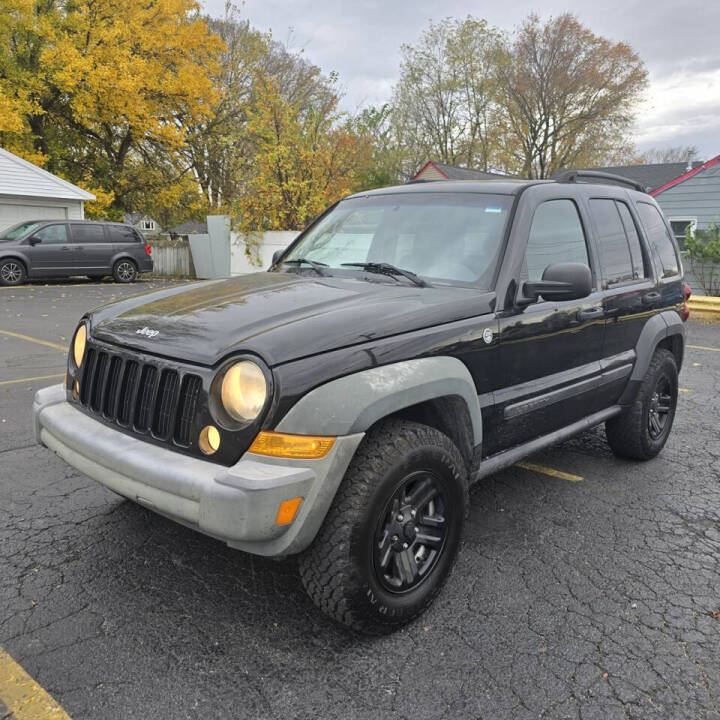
[642,291,661,304]
[576,306,604,321]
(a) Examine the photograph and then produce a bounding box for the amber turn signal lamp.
[198,425,221,455]
[249,431,335,459]
[276,497,303,526]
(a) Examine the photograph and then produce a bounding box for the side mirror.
[518,262,592,306]
[271,249,283,266]
[28,236,41,246]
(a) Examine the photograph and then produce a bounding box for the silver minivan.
[0,220,154,286]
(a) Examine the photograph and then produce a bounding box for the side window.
[70,224,108,244]
[524,199,589,281]
[636,203,680,279]
[107,225,139,244]
[589,199,634,287]
[615,202,646,280]
[32,224,68,245]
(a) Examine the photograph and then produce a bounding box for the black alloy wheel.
[648,375,673,440]
[605,348,678,460]
[374,471,448,593]
[299,419,468,634]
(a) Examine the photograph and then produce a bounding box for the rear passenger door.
[586,196,654,403]
[69,223,113,273]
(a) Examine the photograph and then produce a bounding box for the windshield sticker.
[485,206,503,213]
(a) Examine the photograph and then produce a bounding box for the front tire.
[605,349,678,460]
[299,419,468,634]
[112,259,137,283]
[0,258,26,286]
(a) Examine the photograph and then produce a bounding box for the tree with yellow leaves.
[0,0,221,213]
[235,71,368,234]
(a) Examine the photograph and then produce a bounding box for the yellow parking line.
[0,373,64,387]
[0,646,71,719]
[516,461,583,483]
[687,344,720,353]
[0,330,67,352]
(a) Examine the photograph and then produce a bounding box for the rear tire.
[112,259,137,283]
[605,349,678,460]
[299,419,468,634]
[0,258,26,286]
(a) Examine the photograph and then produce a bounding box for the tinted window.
[590,199,633,286]
[616,202,646,280]
[524,199,589,281]
[70,224,108,244]
[637,203,679,278]
[107,225,139,243]
[33,224,68,245]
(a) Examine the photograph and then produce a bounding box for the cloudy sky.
[205,0,719,160]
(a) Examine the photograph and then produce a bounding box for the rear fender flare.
[630,310,685,382]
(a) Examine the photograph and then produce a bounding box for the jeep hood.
[89,272,495,366]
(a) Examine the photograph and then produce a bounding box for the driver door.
[488,193,606,455]
[26,223,73,275]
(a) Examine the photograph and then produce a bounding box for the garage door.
[0,203,68,230]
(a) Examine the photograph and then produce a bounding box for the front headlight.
[72,323,87,368]
[220,360,267,421]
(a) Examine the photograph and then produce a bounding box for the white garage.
[0,147,95,228]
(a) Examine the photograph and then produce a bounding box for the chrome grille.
[79,343,201,447]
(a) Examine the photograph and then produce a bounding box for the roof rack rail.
[554,169,648,194]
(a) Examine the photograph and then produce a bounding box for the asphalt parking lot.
[2,278,720,720]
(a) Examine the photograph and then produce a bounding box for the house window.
[141,220,155,231]
[668,218,696,250]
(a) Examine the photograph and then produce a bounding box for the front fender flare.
[275,356,483,446]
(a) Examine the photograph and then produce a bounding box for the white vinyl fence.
[231,231,300,275]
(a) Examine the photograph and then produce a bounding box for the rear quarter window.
[636,202,680,279]
[107,225,141,243]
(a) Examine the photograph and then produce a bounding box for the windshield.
[282,192,514,288]
[0,221,42,241]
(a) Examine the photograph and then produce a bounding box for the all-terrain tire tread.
[605,348,677,460]
[298,419,468,634]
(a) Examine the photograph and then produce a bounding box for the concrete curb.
[688,296,720,321]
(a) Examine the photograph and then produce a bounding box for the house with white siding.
[0,147,95,228]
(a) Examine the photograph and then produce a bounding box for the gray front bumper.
[33,385,363,556]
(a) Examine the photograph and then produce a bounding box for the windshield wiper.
[282,258,330,276]
[341,262,428,288]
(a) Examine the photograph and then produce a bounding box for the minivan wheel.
[112,259,137,283]
[298,419,468,634]
[605,349,678,460]
[0,259,26,286]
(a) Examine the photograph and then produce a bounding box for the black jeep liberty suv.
[34,171,689,633]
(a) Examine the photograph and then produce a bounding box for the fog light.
[248,431,335,459]
[276,497,303,526]
[198,425,221,455]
